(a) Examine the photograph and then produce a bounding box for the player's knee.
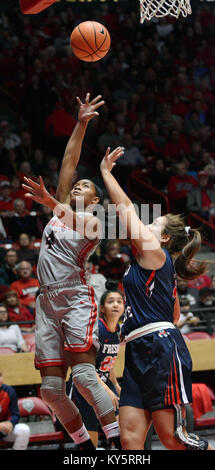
[40,375,79,423]
[71,363,114,419]
[72,363,96,401]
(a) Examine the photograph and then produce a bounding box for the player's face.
[101,292,124,321]
[70,180,99,209]
[147,216,167,242]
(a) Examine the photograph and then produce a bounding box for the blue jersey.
[121,249,177,337]
[96,317,120,383]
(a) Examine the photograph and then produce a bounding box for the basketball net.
[140,0,192,23]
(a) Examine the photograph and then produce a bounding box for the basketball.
[70,21,111,63]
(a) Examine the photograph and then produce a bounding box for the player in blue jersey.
[72,288,124,448]
[100,147,214,451]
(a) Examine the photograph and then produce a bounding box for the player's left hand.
[77,93,105,123]
[100,146,124,173]
[22,176,51,206]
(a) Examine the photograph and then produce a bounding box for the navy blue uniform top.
[96,317,120,383]
[121,249,177,337]
[0,384,20,435]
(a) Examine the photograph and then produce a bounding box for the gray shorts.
[35,280,99,369]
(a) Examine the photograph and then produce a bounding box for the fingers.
[76,96,83,106]
[105,147,111,158]
[23,176,40,190]
[90,94,102,104]
[22,184,34,193]
[85,92,90,104]
[109,146,125,161]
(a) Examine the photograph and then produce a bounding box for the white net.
[140,0,192,23]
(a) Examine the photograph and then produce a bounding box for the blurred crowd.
[0,1,215,352]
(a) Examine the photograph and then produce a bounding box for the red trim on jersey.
[77,241,95,286]
[173,354,181,404]
[34,358,66,369]
[145,270,155,296]
[99,317,118,333]
[64,284,98,352]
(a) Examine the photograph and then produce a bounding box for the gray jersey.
[37,213,98,285]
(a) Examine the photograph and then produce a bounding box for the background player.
[22,96,123,450]
[100,147,214,451]
[71,288,124,448]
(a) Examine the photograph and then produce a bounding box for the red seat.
[0,347,16,354]
[192,384,215,430]
[18,397,65,445]
[184,332,211,340]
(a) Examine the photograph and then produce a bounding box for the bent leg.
[69,348,121,446]
[119,406,152,450]
[39,365,93,447]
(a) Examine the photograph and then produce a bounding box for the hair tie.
[185,226,191,235]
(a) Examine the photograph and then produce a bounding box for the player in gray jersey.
[22,93,124,450]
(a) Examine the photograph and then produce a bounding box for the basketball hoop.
[19,0,57,14]
[139,0,192,23]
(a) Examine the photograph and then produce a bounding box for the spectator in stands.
[0,305,29,352]
[0,121,21,151]
[177,276,198,306]
[163,129,189,163]
[6,199,36,241]
[10,261,39,310]
[114,133,145,188]
[18,131,34,162]
[85,260,107,306]
[4,290,35,333]
[176,296,200,334]
[198,287,215,335]
[0,249,19,286]
[168,162,197,213]
[211,274,215,296]
[2,148,19,179]
[187,261,212,290]
[46,157,59,189]
[0,370,30,449]
[0,181,14,216]
[15,233,38,266]
[187,171,215,221]
[97,121,122,155]
[98,240,127,284]
[149,158,170,192]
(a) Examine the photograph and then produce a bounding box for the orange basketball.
[70,21,111,63]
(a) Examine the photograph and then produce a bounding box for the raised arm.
[100,147,162,256]
[56,93,105,203]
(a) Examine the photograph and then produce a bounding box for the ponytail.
[174,228,208,280]
[163,214,208,281]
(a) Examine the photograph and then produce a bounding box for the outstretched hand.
[77,92,105,123]
[22,176,52,207]
[100,146,124,173]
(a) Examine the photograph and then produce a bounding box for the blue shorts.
[119,327,192,412]
[72,378,119,432]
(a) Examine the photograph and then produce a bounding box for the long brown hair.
[162,214,208,280]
